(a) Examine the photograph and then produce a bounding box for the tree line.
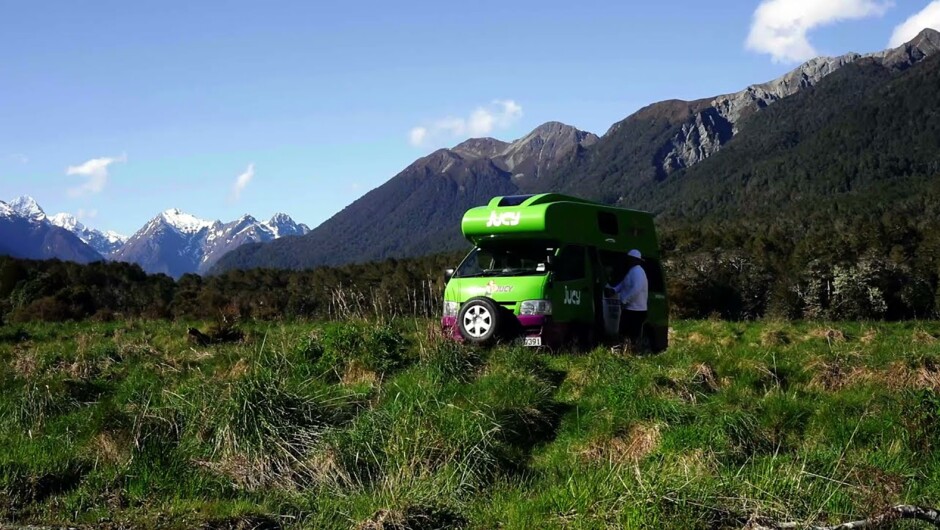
[1,220,936,325]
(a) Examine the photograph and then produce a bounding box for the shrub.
[316,322,408,380]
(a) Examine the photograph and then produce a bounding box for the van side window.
[597,212,619,235]
[554,246,586,281]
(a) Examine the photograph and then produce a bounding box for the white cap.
[628,249,643,260]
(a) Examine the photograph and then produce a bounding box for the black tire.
[457,297,503,344]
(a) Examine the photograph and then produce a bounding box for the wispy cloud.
[231,163,255,201]
[746,0,893,63]
[890,1,940,46]
[408,100,523,147]
[8,154,28,164]
[77,208,98,221]
[66,154,127,197]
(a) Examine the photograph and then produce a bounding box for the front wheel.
[457,297,503,344]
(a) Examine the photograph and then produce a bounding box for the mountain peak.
[265,213,309,238]
[50,212,83,232]
[49,212,126,256]
[527,121,578,136]
[159,209,213,234]
[913,27,940,43]
[268,212,292,224]
[496,122,599,177]
[452,137,510,159]
[877,26,940,69]
[9,196,46,221]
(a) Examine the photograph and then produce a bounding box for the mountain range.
[0,197,309,278]
[214,28,940,273]
[0,197,103,264]
[113,209,309,277]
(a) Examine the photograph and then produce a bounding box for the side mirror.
[444,268,455,283]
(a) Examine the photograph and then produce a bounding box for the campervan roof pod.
[460,193,660,260]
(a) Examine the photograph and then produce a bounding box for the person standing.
[611,249,648,345]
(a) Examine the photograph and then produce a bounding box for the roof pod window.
[497,195,534,207]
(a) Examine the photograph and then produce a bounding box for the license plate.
[524,336,542,347]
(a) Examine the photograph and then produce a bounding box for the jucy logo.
[485,280,513,295]
[564,286,581,305]
[486,211,521,227]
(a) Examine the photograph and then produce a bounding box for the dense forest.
[0,253,460,324]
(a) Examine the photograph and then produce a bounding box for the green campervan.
[442,194,669,350]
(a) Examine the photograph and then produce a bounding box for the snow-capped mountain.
[0,195,308,277]
[112,209,309,278]
[49,213,127,257]
[0,197,103,264]
[266,213,310,238]
[9,196,48,222]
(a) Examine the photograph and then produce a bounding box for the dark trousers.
[620,309,647,344]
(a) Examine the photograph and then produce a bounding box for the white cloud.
[409,126,428,146]
[231,163,255,201]
[8,154,28,164]
[66,154,127,197]
[890,1,940,46]
[77,208,98,221]
[746,0,893,63]
[408,99,523,147]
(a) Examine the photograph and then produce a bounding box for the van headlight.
[520,300,552,316]
[443,301,459,317]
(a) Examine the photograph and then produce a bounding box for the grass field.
[0,318,939,529]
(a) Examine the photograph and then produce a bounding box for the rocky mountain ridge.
[650,28,940,174]
[113,209,310,277]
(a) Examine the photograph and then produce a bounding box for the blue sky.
[1,0,938,235]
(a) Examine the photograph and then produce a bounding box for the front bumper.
[441,314,564,347]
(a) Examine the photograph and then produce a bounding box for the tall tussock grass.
[0,319,939,528]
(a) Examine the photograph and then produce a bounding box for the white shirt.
[613,264,648,311]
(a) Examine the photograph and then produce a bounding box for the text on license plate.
[524,337,542,347]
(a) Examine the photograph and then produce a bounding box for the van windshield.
[455,245,551,278]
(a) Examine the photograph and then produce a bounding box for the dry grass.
[342,360,380,386]
[760,328,790,346]
[580,422,662,465]
[225,358,251,380]
[911,329,938,344]
[659,362,721,402]
[87,431,133,467]
[810,359,940,392]
[807,327,848,343]
[690,363,720,393]
[11,346,38,378]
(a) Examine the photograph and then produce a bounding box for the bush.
[316,322,408,380]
